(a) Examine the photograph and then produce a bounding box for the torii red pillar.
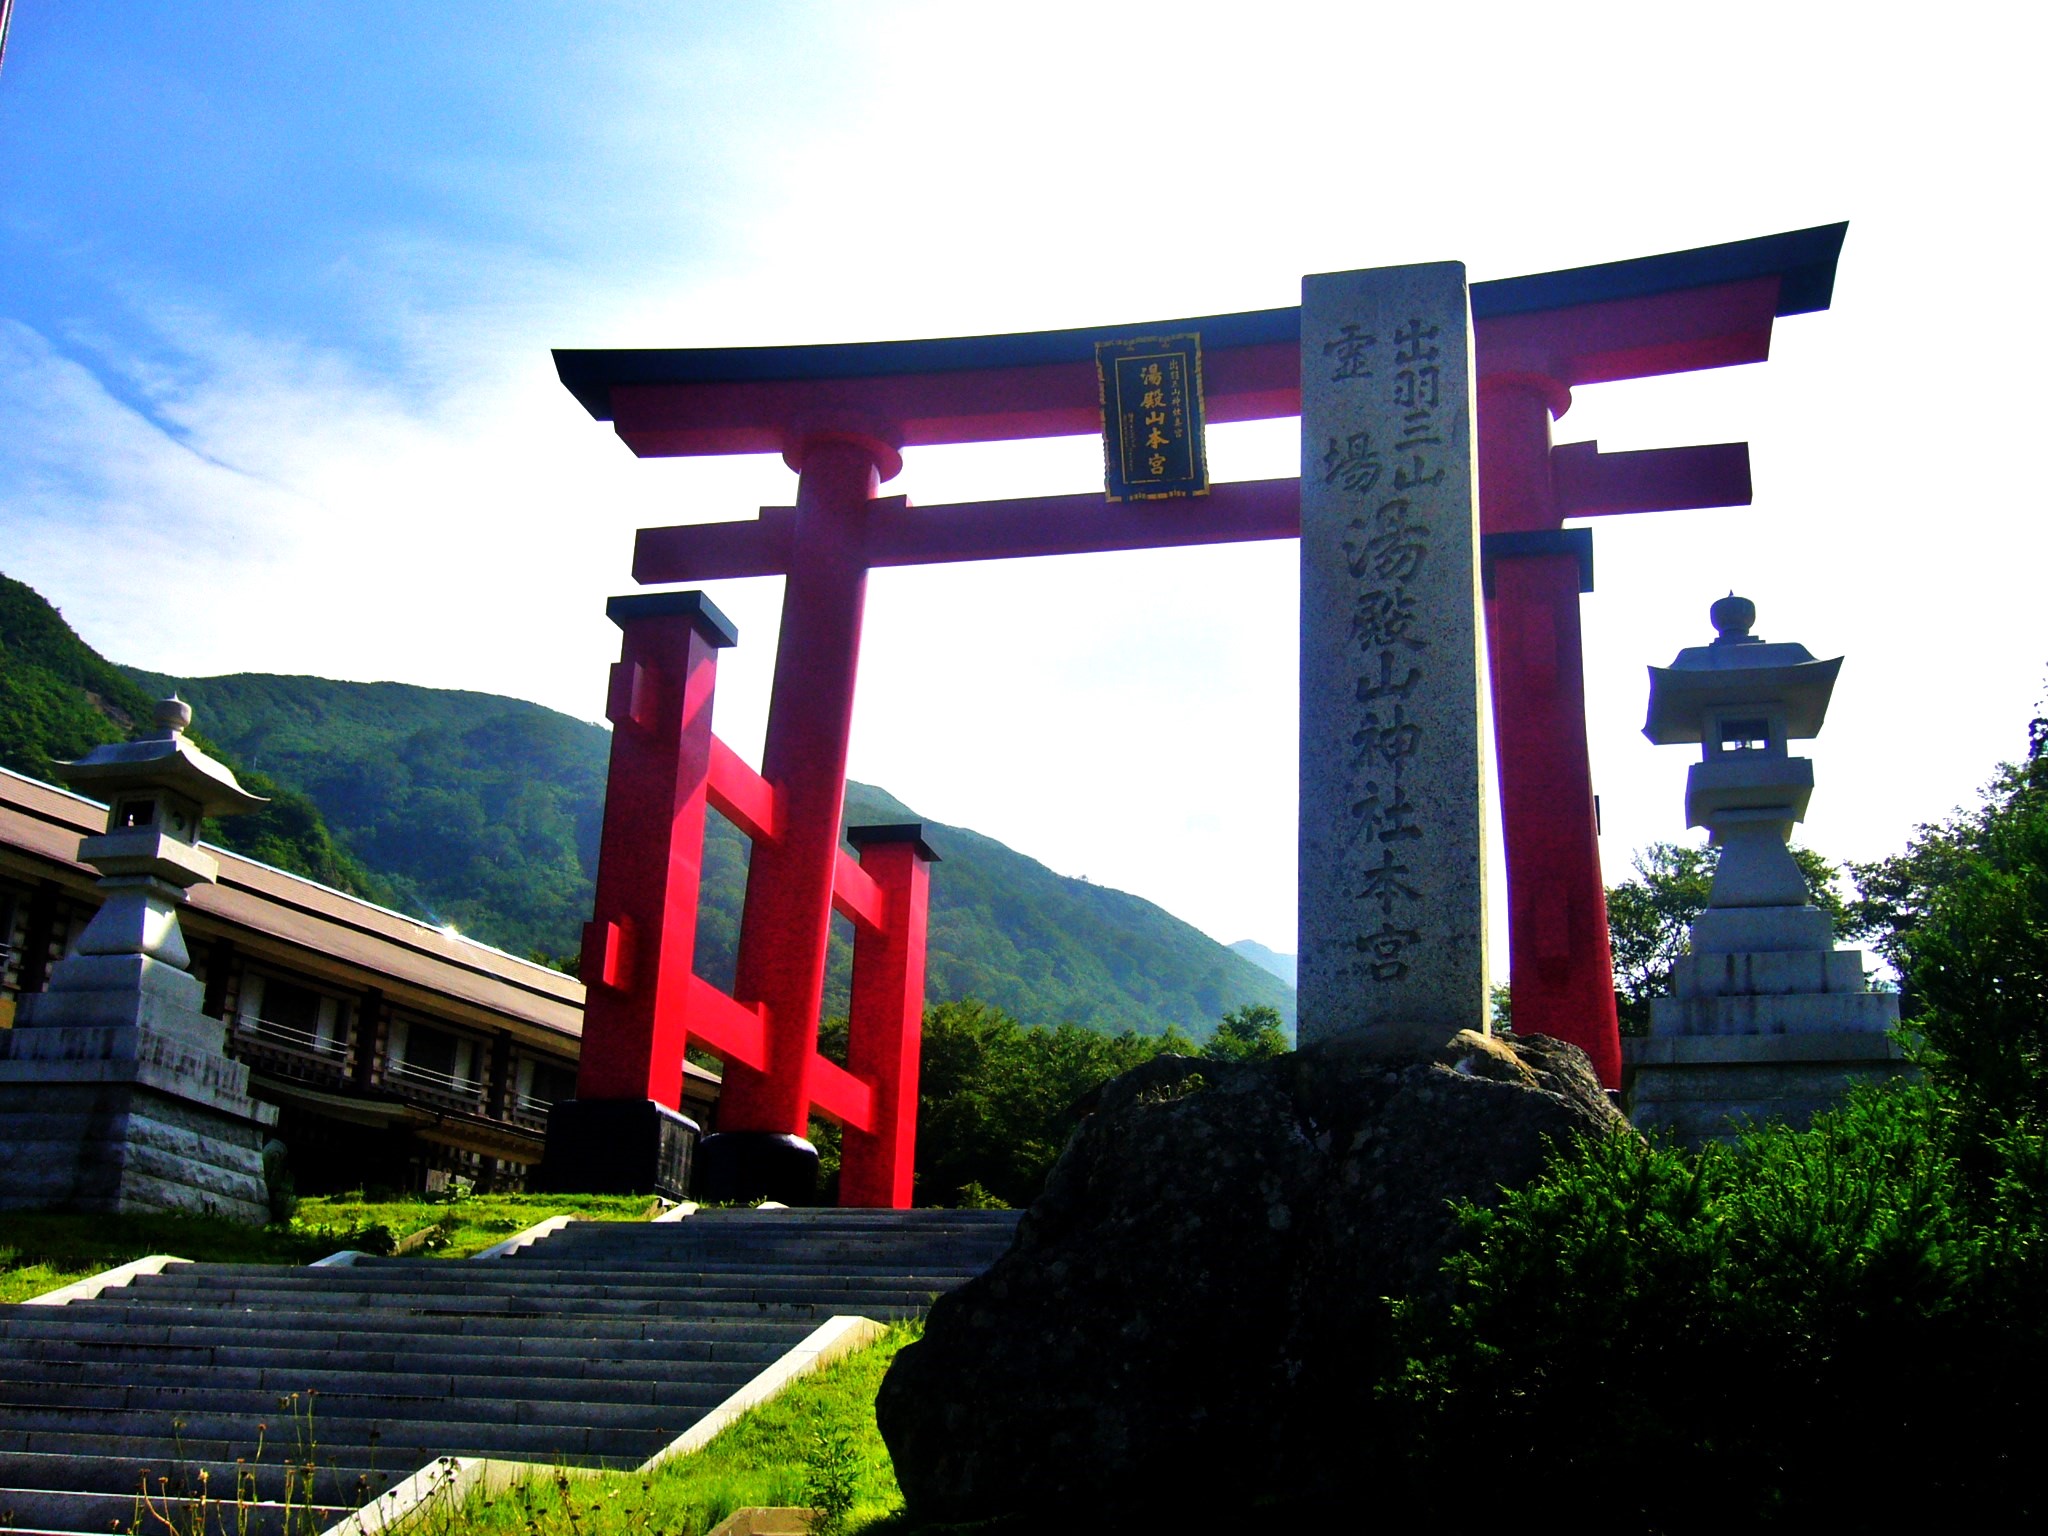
[704,432,898,1195]
[1472,268,1796,1085]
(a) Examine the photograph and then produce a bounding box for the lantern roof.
[1643,596,1842,745]
[57,698,269,819]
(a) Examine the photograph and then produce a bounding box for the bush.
[1389,1084,2048,1526]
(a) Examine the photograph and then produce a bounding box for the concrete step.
[0,1414,672,1464]
[0,1356,761,1407]
[0,1324,808,1370]
[496,1253,998,1270]
[124,1267,979,1301]
[0,1450,390,1507]
[0,1208,1020,1529]
[0,1313,814,1352]
[1,1290,935,1325]
[509,1240,1013,1258]
[670,1214,1019,1229]
[523,1227,1018,1246]
[123,1276,949,1306]
[506,1253,1008,1273]
[0,1481,356,1536]
[0,1388,703,1442]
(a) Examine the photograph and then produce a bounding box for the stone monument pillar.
[1299,262,1488,1050]
[0,700,281,1219]
[1625,597,1903,1143]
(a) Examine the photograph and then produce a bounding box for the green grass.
[290,1191,661,1260]
[0,1192,660,1303]
[443,1323,920,1536]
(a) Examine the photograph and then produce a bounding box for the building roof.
[1,766,614,1060]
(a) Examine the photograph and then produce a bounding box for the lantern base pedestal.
[1623,1032,1909,1148]
[695,1132,819,1206]
[538,1099,698,1200]
[0,959,279,1222]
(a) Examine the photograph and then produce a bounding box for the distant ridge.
[108,668,1293,1042]
[0,571,383,899]
[1229,939,1297,990]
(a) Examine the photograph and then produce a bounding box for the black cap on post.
[605,590,739,648]
[846,823,940,863]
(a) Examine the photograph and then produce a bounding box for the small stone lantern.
[0,700,281,1220]
[1624,598,1902,1144]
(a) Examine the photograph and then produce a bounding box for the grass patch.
[0,1192,661,1303]
[444,1322,919,1536]
[0,1214,334,1304]
[291,1190,660,1260]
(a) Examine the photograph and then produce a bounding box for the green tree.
[908,1000,1194,1208]
[1867,713,2048,1134]
[1606,840,1849,1035]
[816,999,1202,1208]
[1203,1003,1289,1062]
[1846,712,2047,995]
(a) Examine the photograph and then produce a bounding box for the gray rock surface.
[877,1029,1626,1525]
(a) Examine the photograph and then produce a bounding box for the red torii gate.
[551,224,1845,1202]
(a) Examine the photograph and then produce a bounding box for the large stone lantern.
[51,697,267,983]
[1625,598,1902,1143]
[0,700,281,1219]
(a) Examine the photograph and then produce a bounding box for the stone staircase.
[0,1208,1021,1535]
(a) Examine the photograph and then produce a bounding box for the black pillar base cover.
[538,1098,698,1200]
[695,1131,819,1206]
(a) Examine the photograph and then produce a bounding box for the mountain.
[118,665,609,961]
[58,658,1291,1040]
[4,569,1287,1036]
[0,569,1285,1038]
[1229,939,1297,990]
[115,666,1291,1037]
[0,573,385,899]
[117,667,1292,1038]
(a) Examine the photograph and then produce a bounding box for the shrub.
[1389,1085,2048,1526]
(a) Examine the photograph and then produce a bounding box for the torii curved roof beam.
[554,223,1846,462]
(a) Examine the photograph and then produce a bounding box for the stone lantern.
[0,700,281,1219]
[1624,597,1902,1144]
[50,697,267,983]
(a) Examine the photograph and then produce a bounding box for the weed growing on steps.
[125,1391,378,1536]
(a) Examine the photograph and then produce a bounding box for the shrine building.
[0,764,719,1194]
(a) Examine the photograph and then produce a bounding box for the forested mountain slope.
[117,667,1293,1039]
[0,573,382,897]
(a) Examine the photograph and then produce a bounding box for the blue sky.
[3,3,2045,964]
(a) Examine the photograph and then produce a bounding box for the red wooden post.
[1477,375,1622,1087]
[838,826,938,1208]
[701,431,902,1201]
[541,590,736,1197]
[577,591,736,1099]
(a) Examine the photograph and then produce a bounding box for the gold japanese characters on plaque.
[1095,333,1209,502]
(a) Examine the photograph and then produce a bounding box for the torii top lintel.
[554,223,1845,466]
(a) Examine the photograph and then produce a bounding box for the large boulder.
[877,1029,1628,1525]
